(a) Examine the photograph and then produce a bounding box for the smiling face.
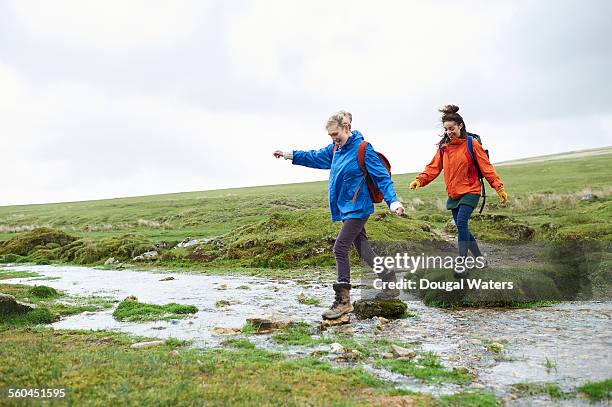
[327,123,351,147]
[443,121,464,139]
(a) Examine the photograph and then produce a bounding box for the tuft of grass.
[0,307,60,327]
[512,382,571,399]
[272,322,331,346]
[543,357,557,373]
[577,379,612,402]
[439,391,501,406]
[240,321,256,334]
[376,351,471,384]
[112,298,198,322]
[0,270,41,280]
[222,338,256,349]
[28,285,60,299]
[297,295,321,306]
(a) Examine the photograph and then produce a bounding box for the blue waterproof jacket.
[292,131,398,222]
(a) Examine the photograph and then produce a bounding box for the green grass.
[376,352,471,384]
[577,379,612,402]
[439,391,501,406]
[0,283,115,328]
[0,270,41,280]
[512,382,570,399]
[0,151,608,272]
[0,328,430,406]
[112,298,198,322]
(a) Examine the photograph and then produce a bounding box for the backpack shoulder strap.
[357,141,368,173]
[351,141,369,203]
[466,135,481,176]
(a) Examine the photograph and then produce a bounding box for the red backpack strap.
[351,142,369,203]
[357,141,368,173]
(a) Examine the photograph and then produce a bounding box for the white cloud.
[0,0,610,205]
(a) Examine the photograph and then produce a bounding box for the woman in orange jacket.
[410,105,508,276]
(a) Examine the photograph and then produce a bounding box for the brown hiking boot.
[322,282,353,320]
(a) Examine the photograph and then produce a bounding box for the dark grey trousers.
[333,216,380,283]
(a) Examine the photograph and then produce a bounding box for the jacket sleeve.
[473,142,503,191]
[416,150,443,187]
[364,143,397,207]
[292,144,334,169]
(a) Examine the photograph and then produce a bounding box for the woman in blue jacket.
[274,110,404,319]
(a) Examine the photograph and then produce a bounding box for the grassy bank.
[0,328,442,406]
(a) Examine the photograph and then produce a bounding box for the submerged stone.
[352,299,407,320]
[246,313,292,333]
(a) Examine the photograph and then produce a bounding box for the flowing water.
[2,264,610,405]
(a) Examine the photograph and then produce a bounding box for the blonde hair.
[325,110,352,130]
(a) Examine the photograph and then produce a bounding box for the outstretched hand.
[395,206,405,216]
[409,179,421,190]
[273,150,284,159]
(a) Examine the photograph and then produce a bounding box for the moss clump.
[58,234,156,264]
[112,298,198,322]
[439,391,500,406]
[577,379,612,402]
[353,299,407,319]
[186,209,438,269]
[376,352,471,384]
[28,285,60,299]
[0,227,77,256]
[0,306,60,327]
[445,214,535,241]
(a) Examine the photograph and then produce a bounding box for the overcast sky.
[1,0,610,205]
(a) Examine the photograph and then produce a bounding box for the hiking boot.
[375,269,400,299]
[322,282,353,320]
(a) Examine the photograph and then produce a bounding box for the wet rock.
[330,342,345,354]
[212,327,241,335]
[580,192,597,201]
[382,352,394,359]
[104,257,118,265]
[159,276,175,281]
[124,295,138,301]
[0,293,34,315]
[375,316,389,331]
[215,300,231,308]
[132,251,159,261]
[353,299,407,319]
[319,314,350,331]
[246,313,292,333]
[217,284,228,290]
[130,340,165,349]
[391,344,416,359]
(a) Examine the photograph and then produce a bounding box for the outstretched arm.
[415,150,443,187]
[274,144,334,169]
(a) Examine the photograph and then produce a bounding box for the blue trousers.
[451,204,483,258]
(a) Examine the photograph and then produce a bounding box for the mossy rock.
[0,228,78,256]
[352,299,407,319]
[414,268,562,307]
[0,294,34,316]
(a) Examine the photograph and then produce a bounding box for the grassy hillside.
[0,148,609,270]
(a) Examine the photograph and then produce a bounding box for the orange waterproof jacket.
[416,137,503,200]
